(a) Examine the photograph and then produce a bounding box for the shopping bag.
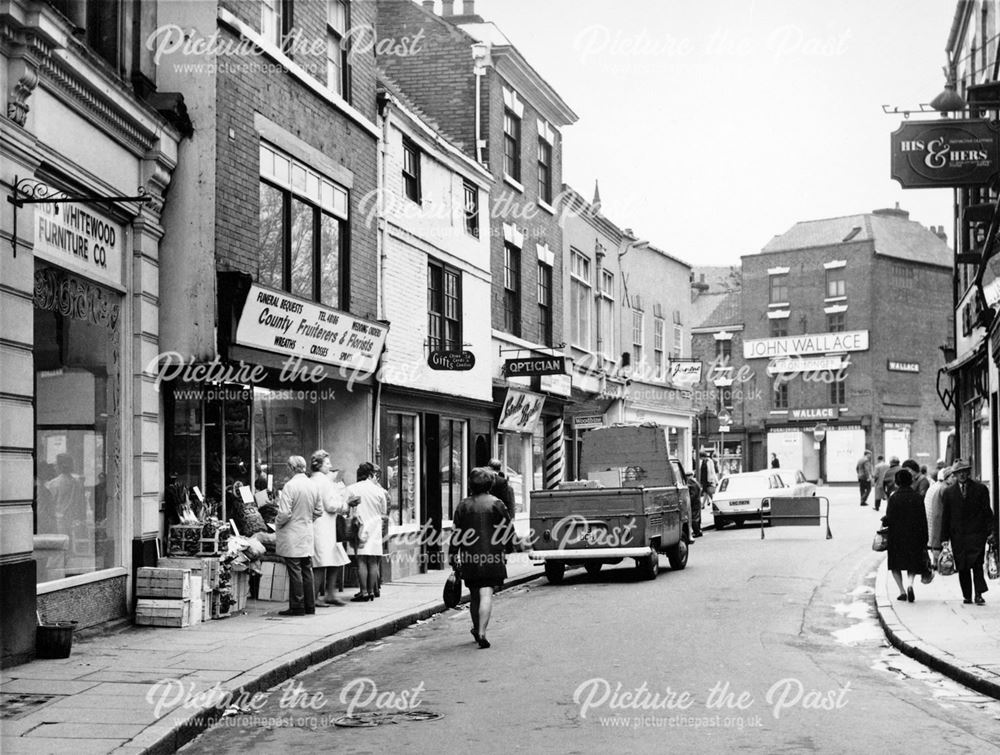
[938,542,956,577]
[986,541,999,580]
[443,571,462,608]
[872,527,888,553]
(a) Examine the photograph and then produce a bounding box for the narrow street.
[182,488,1000,753]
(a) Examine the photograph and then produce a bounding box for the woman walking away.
[884,468,929,603]
[451,467,511,649]
[310,450,350,606]
[347,462,388,602]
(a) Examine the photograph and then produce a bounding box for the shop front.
[160,274,387,542]
[378,389,494,577]
[766,409,867,483]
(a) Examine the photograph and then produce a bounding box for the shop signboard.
[891,119,1000,189]
[573,415,605,429]
[790,407,836,421]
[886,360,920,373]
[498,388,545,433]
[34,200,124,290]
[235,284,388,372]
[428,350,476,371]
[767,356,844,375]
[503,356,566,378]
[540,373,572,397]
[743,330,868,359]
[669,360,702,386]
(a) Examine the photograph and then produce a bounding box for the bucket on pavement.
[36,620,78,659]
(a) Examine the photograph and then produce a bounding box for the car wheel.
[734,517,745,528]
[584,562,602,576]
[544,561,566,584]
[714,516,728,529]
[636,552,658,580]
[666,539,688,570]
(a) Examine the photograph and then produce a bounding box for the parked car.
[774,468,817,497]
[712,470,805,528]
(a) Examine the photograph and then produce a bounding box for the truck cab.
[528,424,692,583]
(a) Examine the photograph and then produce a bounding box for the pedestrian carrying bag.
[872,527,888,553]
[938,542,957,576]
[987,541,1000,580]
[335,514,348,543]
[443,571,462,608]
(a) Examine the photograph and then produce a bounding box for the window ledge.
[824,296,847,303]
[536,198,555,215]
[503,174,524,193]
[768,302,790,308]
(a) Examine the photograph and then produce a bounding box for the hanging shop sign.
[428,350,476,371]
[669,360,702,386]
[497,388,545,433]
[890,119,1000,189]
[503,355,566,378]
[540,373,572,397]
[743,330,868,359]
[33,200,124,289]
[790,407,837,421]
[235,284,387,372]
[573,415,605,429]
[887,360,920,373]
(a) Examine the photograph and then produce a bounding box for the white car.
[711,470,812,529]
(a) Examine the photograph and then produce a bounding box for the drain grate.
[0,692,59,720]
[333,710,443,727]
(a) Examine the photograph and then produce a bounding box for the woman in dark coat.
[884,468,929,602]
[450,467,510,649]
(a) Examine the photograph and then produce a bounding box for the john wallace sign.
[891,119,1000,189]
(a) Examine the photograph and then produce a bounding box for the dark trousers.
[691,499,702,535]
[284,556,316,612]
[858,478,871,504]
[958,564,988,599]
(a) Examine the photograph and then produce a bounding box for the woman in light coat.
[310,450,351,606]
[347,462,388,601]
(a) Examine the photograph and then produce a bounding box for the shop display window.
[440,418,466,521]
[33,267,121,583]
[383,412,419,526]
[252,388,319,494]
[497,432,526,514]
[532,428,545,493]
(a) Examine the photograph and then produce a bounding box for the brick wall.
[37,577,128,630]
[215,0,379,317]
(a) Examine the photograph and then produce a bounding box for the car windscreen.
[717,476,768,493]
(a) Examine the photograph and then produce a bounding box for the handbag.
[347,515,364,548]
[872,527,888,553]
[920,550,935,584]
[987,540,999,580]
[443,570,462,608]
[938,542,956,576]
[335,514,348,543]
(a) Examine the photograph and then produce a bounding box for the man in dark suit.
[941,458,995,605]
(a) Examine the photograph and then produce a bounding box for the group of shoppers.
[273,454,388,616]
[859,449,995,605]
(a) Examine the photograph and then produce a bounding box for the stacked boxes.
[135,567,193,627]
[256,560,289,602]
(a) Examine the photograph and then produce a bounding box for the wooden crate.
[189,580,203,626]
[157,556,220,591]
[167,525,203,556]
[233,571,249,611]
[135,598,191,628]
[136,567,191,599]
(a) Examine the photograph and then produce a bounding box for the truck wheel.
[666,539,689,570]
[584,562,603,576]
[636,553,658,580]
[545,561,566,584]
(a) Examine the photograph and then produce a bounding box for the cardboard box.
[136,567,191,599]
[135,598,191,628]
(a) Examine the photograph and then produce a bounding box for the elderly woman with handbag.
[347,462,388,602]
[884,468,929,603]
[310,450,351,607]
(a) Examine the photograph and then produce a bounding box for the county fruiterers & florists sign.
[235,284,387,372]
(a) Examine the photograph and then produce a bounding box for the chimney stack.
[442,0,455,16]
[422,0,435,11]
[463,0,475,14]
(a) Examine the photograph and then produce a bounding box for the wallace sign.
[891,119,1000,189]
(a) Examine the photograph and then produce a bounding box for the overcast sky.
[474,0,959,267]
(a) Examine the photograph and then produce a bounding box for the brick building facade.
[376,0,578,515]
[692,207,953,482]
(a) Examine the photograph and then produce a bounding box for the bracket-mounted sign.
[891,119,1000,189]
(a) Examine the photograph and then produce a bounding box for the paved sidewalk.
[0,556,544,755]
[874,559,1000,699]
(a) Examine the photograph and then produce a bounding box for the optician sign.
[744,330,868,359]
[503,356,566,378]
[891,119,1000,189]
[34,201,124,289]
[235,284,388,372]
